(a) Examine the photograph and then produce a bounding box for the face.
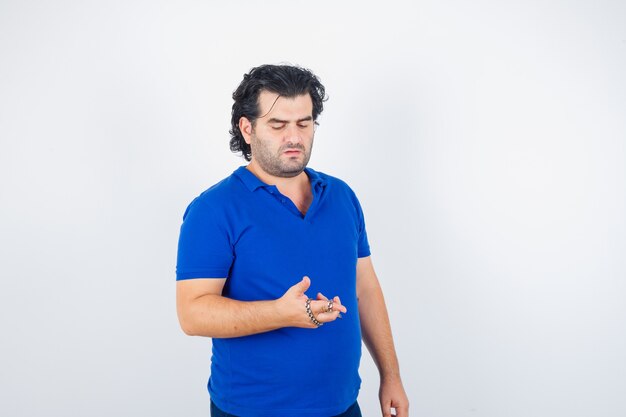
[241,90,315,178]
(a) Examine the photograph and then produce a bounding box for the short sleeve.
[176,198,234,280]
[353,192,371,258]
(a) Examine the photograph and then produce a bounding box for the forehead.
[257,90,313,120]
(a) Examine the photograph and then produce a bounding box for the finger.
[293,276,311,294]
[318,298,346,314]
[396,405,409,417]
[310,299,331,315]
[316,294,347,313]
[310,298,347,315]
[331,296,347,313]
[316,310,341,323]
[332,296,347,313]
[381,400,392,417]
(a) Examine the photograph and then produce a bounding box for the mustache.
[279,144,305,152]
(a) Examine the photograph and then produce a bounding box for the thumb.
[292,276,310,294]
[380,397,392,417]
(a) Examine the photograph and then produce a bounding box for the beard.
[250,133,313,178]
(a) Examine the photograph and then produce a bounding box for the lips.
[283,148,302,156]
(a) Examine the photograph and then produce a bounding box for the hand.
[316,292,344,319]
[277,276,347,328]
[379,376,409,417]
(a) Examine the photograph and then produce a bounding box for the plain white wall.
[1,1,625,416]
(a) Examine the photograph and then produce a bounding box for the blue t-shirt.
[176,166,371,417]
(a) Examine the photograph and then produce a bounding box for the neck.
[246,161,314,215]
[245,161,310,194]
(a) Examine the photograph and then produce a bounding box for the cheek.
[253,136,278,153]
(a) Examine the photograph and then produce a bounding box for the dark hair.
[229,64,327,161]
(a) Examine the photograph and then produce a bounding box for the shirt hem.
[210,396,357,417]
[176,270,229,280]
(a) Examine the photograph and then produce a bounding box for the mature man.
[176,64,408,417]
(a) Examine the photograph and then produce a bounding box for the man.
[176,64,408,417]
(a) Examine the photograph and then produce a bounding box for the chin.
[277,168,304,178]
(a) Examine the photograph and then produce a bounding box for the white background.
[1,1,625,416]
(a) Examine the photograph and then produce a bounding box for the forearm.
[358,284,401,381]
[177,276,344,338]
[179,294,284,338]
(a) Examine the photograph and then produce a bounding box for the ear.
[239,117,253,144]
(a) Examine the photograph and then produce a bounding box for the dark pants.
[210,400,362,417]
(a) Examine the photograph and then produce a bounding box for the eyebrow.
[267,116,313,124]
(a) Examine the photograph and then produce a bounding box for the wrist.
[270,297,289,328]
[380,370,402,383]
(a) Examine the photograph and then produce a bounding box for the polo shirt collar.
[304,167,327,190]
[234,166,327,192]
[234,166,266,191]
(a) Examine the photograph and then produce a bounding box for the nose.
[284,124,302,143]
